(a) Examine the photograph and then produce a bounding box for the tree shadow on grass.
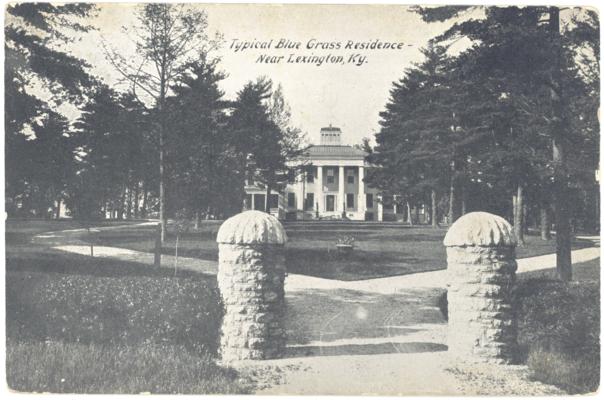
[6,246,216,281]
[285,247,438,281]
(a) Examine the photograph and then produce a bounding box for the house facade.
[245,126,416,221]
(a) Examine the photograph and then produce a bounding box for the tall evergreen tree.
[415,6,599,280]
[165,56,240,221]
[5,3,97,217]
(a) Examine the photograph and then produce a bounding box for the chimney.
[320,125,342,145]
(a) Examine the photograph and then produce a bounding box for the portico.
[282,126,380,221]
[244,125,397,221]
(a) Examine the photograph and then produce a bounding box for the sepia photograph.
[4,1,601,396]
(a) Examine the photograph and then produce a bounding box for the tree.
[165,56,240,221]
[26,112,75,218]
[228,78,305,214]
[367,45,478,226]
[104,4,216,241]
[65,85,150,221]
[5,3,97,217]
[266,84,307,209]
[415,6,599,280]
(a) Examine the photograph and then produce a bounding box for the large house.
[244,126,412,221]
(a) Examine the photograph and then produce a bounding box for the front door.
[253,194,266,211]
[326,195,335,212]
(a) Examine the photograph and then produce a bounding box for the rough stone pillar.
[216,210,288,362]
[443,211,518,364]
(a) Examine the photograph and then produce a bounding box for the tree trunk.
[406,201,413,226]
[265,184,271,213]
[523,203,530,234]
[448,167,460,224]
[141,184,148,219]
[540,204,552,240]
[126,185,132,219]
[461,183,467,216]
[55,197,61,219]
[553,137,572,281]
[514,184,525,245]
[133,181,140,219]
[195,210,201,229]
[550,7,572,281]
[158,92,167,242]
[118,185,126,220]
[159,125,166,241]
[431,190,438,228]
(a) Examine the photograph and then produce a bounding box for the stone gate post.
[443,211,518,364]
[216,210,288,362]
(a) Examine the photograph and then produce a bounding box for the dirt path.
[33,224,597,395]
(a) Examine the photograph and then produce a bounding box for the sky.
[66,4,467,145]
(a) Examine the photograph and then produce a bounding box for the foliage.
[369,6,599,234]
[335,236,355,246]
[514,277,600,393]
[7,270,223,354]
[5,3,98,217]
[165,56,241,219]
[228,78,305,211]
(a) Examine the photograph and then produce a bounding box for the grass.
[7,340,249,394]
[91,221,594,281]
[6,219,599,393]
[514,258,600,394]
[5,225,251,394]
[437,258,600,394]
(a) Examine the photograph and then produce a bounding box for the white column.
[339,166,345,213]
[316,166,323,213]
[358,166,365,215]
[377,195,384,221]
[296,172,304,211]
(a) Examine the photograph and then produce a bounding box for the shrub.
[6,272,223,356]
[514,278,600,394]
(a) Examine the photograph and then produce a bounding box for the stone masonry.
[444,212,518,364]
[216,210,288,362]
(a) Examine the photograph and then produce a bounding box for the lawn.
[5,224,252,394]
[6,219,599,393]
[91,221,594,281]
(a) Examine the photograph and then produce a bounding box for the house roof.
[304,145,367,160]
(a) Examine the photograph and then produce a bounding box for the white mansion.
[245,126,411,221]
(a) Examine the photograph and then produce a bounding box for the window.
[287,193,296,208]
[269,194,279,209]
[305,193,314,210]
[346,193,355,209]
[366,194,374,208]
[306,169,314,183]
[326,168,334,184]
[347,175,354,184]
[245,194,252,209]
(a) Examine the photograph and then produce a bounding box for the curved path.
[32,223,599,395]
